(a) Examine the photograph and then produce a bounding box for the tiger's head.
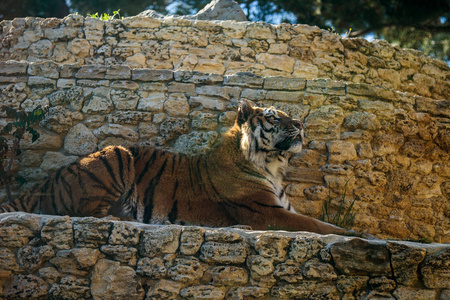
[236,100,304,169]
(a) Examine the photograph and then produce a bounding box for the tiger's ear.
[237,100,254,126]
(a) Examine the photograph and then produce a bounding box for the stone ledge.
[0,212,448,299]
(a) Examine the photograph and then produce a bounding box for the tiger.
[0,100,352,235]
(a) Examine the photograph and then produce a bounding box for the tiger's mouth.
[274,132,303,152]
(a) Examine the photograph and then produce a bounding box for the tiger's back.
[0,146,138,218]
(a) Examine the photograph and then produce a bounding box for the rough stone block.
[91,259,144,300]
[0,61,28,75]
[75,65,107,79]
[132,69,173,81]
[330,239,391,276]
[264,77,306,90]
[200,241,250,264]
[203,266,248,286]
[180,285,225,300]
[326,140,357,164]
[139,226,181,257]
[421,247,450,289]
[271,281,339,299]
[41,216,73,250]
[306,79,346,95]
[180,227,205,256]
[73,218,111,248]
[136,257,167,278]
[224,73,264,88]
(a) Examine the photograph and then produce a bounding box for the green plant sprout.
[321,176,356,229]
[87,9,123,20]
[0,106,47,202]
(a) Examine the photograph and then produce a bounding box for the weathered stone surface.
[200,241,250,264]
[271,281,339,299]
[227,286,269,300]
[247,255,274,276]
[100,245,137,266]
[91,259,145,300]
[264,77,306,90]
[49,276,91,300]
[41,216,73,250]
[139,226,181,257]
[203,265,248,286]
[93,124,139,141]
[40,151,78,172]
[421,247,450,288]
[326,140,357,164]
[3,275,48,299]
[289,236,325,262]
[167,257,205,283]
[0,214,37,247]
[0,248,22,272]
[250,233,291,262]
[73,217,111,248]
[82,87,113,114]
[136,257,167,278]
[137,92,166,111]
[303,258,337,280]
[393,286,436,300]
[159,117,190,140]
[180,285,225,300]
[146,279,183,299]
[50,248,100,276]
[164,93,190,117]
[191,0,247,21]
[386,242,426,286]
[108,222,142,246]
[273,259,303,283]
[180,226,205,255]
[305,106,344,140]
[330,239,391,276]
[63,123,98,156]
[17,238,54,272]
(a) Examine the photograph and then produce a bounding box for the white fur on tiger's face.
[237,101,304,173]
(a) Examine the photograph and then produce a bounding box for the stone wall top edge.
[2,211,449,250]
[2,13,449,71]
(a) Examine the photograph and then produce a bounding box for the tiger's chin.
[286,140,303,154]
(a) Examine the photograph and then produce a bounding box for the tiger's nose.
[292,120,303,130]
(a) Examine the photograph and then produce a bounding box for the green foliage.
[87,9,123,20]
[321,177,356,229]
[0,106,47,202]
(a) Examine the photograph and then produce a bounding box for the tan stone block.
[256,53,295,73]
[194,59,225,74]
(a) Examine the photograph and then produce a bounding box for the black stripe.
[80,168,118,197]
[142,158,168,223]
[254,201,284,209]
[100,154,122,194]
[143,204,153,224]
[171,154,177,174]
[195,157,205,194]
[168,200,178,223]
[50,181,58,214]
[223,198,260,214]
[114,147,125,188]
[136,150,158,185]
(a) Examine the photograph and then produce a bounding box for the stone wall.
[1,212,449,299]
[0,15,449,242]
[0,15,449,99]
